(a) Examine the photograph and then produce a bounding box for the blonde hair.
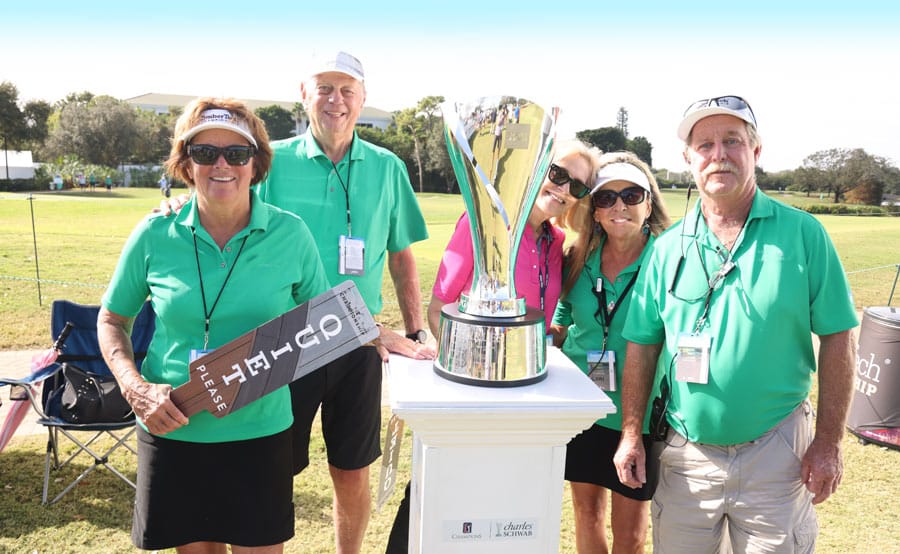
[560,151,672,297]
[549,138,602,226]
[165,97,273,187]
[552,139,602,182]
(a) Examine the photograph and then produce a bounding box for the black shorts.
[565,423,659,501]
[289,345,382,474]
[132,426,294,550]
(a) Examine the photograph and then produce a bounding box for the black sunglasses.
[187,144,256,166]
[547,163,589,199]
[592,186,647,209]
[683,95,757,128]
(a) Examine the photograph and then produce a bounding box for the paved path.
[0,349,45,442]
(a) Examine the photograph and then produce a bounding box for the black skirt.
[132,426,294,549]
[565,423,659,501]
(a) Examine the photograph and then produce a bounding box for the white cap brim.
[591,162,651,194]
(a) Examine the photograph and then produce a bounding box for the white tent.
[1,150,35,179]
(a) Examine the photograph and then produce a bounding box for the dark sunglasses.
[683,95,757,128]
[591,186,647,209]
[547,163,589,199]
[187,144,256,166]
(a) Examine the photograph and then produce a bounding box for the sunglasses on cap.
[547,163,590,199]
[683,95,757,128]
[592,186,648,209]
[187,144,256,166]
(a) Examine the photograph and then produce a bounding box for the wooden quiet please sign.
[170,280,379,418]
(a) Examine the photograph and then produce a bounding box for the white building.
[124,93,394,134]
[0,150,35,179]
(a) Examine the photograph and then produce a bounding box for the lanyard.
[192,230,249,350]
[670,208,747,334]
[535,221,553,311]
[691,240,739,334]
[331,159,352,237]
[592,268,639,352]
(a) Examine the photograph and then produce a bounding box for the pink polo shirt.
[432,213,565,327]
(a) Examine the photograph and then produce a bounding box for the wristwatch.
[406,329,427,343]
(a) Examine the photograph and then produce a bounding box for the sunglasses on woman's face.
[547,163,590,199]
[187,144,256,166]
[591,186,647,209]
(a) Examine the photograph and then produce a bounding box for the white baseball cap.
[179,109,257,148]
[591,162,651,194]
[677,95,757,141]
[310,50,365,82]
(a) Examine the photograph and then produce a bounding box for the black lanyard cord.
[193,230,249,349]
[688,213,747,334]
[535,221,553,311]
[593,269,640,351]
[331,159,352,236]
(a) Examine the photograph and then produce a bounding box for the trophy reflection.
[435,96,557,386]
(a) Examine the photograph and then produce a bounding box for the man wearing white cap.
[259,51,433,553]
[612,96,858,552]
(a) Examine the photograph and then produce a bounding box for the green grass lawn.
[1,187,899,552]
[2,187,898,349]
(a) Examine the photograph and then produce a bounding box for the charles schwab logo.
[493,519,537,539]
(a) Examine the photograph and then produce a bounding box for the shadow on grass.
[0,437,134,540]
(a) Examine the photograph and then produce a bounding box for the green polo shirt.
[101,193,330,443]
[553,236,659,431]
[258,130,429,314]
[624,189,858,445]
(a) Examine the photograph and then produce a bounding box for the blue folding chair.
[0,300,155,504]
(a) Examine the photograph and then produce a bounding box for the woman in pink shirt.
[426,140,600,336]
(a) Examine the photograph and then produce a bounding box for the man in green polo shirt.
[258,51,433,554]
[612,96,858,553]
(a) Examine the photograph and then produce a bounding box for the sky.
[2,1,898,172]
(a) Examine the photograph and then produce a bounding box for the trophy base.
[434,303,547,387]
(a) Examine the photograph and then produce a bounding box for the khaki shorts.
[652,400,818,553]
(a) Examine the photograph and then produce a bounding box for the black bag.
[59,363,134,424]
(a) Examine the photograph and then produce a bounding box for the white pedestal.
[388,347,614,554]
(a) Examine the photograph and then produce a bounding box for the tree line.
[1,81,898,205]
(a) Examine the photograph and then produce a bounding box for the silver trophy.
[435,96,557,386]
